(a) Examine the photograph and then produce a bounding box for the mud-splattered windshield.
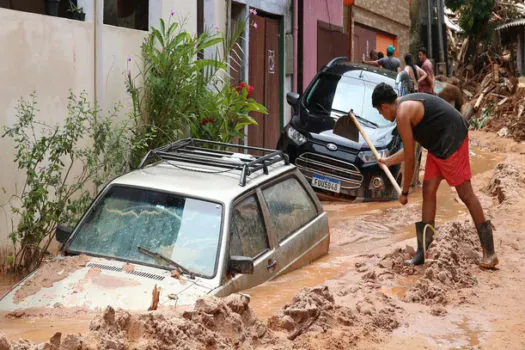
[304,74,393,127]
[68,185,223,278]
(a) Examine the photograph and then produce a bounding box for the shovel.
[333,111,402,196]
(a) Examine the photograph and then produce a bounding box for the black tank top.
[399,93,468,159]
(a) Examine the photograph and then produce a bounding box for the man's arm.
[379,149,404,166]
[363,59,380,67]
[396,106,417,195]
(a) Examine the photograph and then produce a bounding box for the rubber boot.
[405,221,435,265]
[477,220,499,269]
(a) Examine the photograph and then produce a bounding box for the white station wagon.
[0,139,330,312]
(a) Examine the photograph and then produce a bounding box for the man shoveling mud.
[371,83,498,269]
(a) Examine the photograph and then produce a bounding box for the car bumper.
[277,132,400,201]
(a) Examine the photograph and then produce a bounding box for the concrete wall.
[302,0,344,90]
[0,1,197,250]
[351,0,410,63]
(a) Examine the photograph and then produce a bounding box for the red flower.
[235,82,254,99]
[201,117,214,126]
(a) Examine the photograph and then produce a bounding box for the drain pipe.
[426,0,433,59]
[293,0,298,92]
[94,0,103,106]
[436,0,445,70]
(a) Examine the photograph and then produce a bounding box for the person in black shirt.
[371,83,498,269]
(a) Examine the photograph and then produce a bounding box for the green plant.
[127,13,266,163]
[445,0,497,62]
[2,91,131,272]
[469,105,492,130]
[67,0,83,14]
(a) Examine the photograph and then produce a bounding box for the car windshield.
[68,185,223,278]
[304,73,394,127]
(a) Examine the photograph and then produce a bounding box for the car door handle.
[266,258,277,270]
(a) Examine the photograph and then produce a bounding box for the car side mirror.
[286,92,300,106]
[229,256,254,275]
[56,225,73,244]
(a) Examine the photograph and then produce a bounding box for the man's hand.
[378,157,392,167]
[399,194,408,205]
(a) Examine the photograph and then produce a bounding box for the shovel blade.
[333,115,359,142]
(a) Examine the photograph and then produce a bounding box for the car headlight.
[358,149,389,164]
[287,126,307,146]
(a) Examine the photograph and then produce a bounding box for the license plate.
[311,174,341,193]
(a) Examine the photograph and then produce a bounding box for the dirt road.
[1,130,524,349]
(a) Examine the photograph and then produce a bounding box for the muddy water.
[247,147,503,318]
[0,148,502,342]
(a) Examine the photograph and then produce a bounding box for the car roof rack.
[138,138,290,187]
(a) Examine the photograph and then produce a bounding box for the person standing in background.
[363,45,401,73]
[418,47,435,94]
[403,53,428,93]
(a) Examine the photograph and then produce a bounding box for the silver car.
[0,139,329,312]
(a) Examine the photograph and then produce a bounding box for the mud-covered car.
[0,139,329,311]
[277,58,421,201]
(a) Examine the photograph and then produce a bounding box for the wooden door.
[317,22,350,71]
[353,24,376,62]
[264,18,281,149]
[248,15,282,150]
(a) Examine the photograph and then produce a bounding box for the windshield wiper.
[137,246,194,278]
[330,108,379,128]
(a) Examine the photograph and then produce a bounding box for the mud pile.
[484,163,525,204]
[373,219,479,306]
[404,220,479,305]
[0,294,276,350]
[268,285,400,348]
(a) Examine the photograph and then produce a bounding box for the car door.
[219,191,279,294]
[259,172,329,278]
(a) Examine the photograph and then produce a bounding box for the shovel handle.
[348,112,402,196]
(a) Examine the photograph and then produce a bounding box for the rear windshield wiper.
[137,246,194,278]
[331,108,379,128]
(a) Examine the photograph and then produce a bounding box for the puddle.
[0,312,94,343]
[248,147,502,319]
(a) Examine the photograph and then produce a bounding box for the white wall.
[0,1,197,251]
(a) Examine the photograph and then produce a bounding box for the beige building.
[0,1,198,249]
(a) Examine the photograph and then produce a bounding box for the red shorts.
[424,136,471,187]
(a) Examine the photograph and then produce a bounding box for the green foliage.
[127,15,266,163]
[445,0,496,44]
[469,105,492,130]
[2,91,131,272]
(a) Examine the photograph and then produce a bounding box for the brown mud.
[1,131,525,349]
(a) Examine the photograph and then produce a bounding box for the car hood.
[0,255,215,312]
[310,123,396,149]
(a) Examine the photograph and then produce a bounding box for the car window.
[68,185,223,278]
[230,195,269,258]
[262,177,317,242]
[305,73,393,128]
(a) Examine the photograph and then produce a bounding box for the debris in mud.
[147,285,160,311]
[13,254,91,304]
[484,163,525,204]
[430,306,448,317]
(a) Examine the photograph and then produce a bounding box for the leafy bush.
[2,91,131,272]
[127,14,266,163]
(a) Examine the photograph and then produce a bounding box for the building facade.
[345,0,410,64]
[0,0,198,249]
